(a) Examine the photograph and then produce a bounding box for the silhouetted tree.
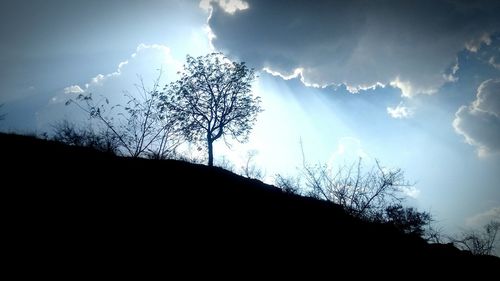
[67,74,180,158]
[424,224,445,244]
[453,220,500,255]
[384,204,432,237]
[162,53,262,166]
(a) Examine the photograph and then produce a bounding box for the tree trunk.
[207,137,214,167]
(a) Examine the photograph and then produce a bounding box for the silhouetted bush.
[66,74,180,158]
[241,150,265,180]
[51,120,119,154]
[283,153,434,237]
[302,158,408,219]
[274,174,301,195]
[215,156,236,172]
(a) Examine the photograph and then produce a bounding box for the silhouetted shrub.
[291,153,434,237]
[215,156,236,172]
[241,150,265,180]
[274,174,301,195]
[66,74,180,158]
[51,120,119,154]
[302,158,408,220]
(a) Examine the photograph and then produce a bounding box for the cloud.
[78,44,180,93]
[465,33,492,53]
[205,0,500,96]
[400,186,420,199]
[200,0,249,14]
[387,102,413,119]
[489,56,500,69]
[453,79,500,156]
[51,44,181,103]
[63,85,84,94]
[465,206,500,228]
[40,43,182,127]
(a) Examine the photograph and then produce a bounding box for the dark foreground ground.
[2,133,499,277]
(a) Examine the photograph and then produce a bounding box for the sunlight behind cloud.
[39,43,184,130]
[262,67,322,88]
[207,0,500,98]
[79,44,181,96]
[453,79,500,157]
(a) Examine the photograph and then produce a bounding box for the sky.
[1,0,499,244]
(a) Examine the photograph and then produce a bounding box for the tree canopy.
[162,53,262,166]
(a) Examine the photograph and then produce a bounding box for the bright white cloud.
[453,79,500,156]
[345,82,385,94]
[200,0,249,14]
[206,0,500,97]
[387,102,414,119]
[63,85,84,94]
[400,186,421,199]
[263,67,303,81]
[263,67,323,88]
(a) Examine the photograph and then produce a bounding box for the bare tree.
[66,73,180,158]
[162,53,262,166]
[302,158,409,219]
[424,224,446,244]
[453,220,500,255]
[241,150,265,180]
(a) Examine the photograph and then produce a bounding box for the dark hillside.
[2,133,499,276]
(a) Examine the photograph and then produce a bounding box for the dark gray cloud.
[206,0,500,96]
[453,79,500,156]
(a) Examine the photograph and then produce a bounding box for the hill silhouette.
[2,132,499,276]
